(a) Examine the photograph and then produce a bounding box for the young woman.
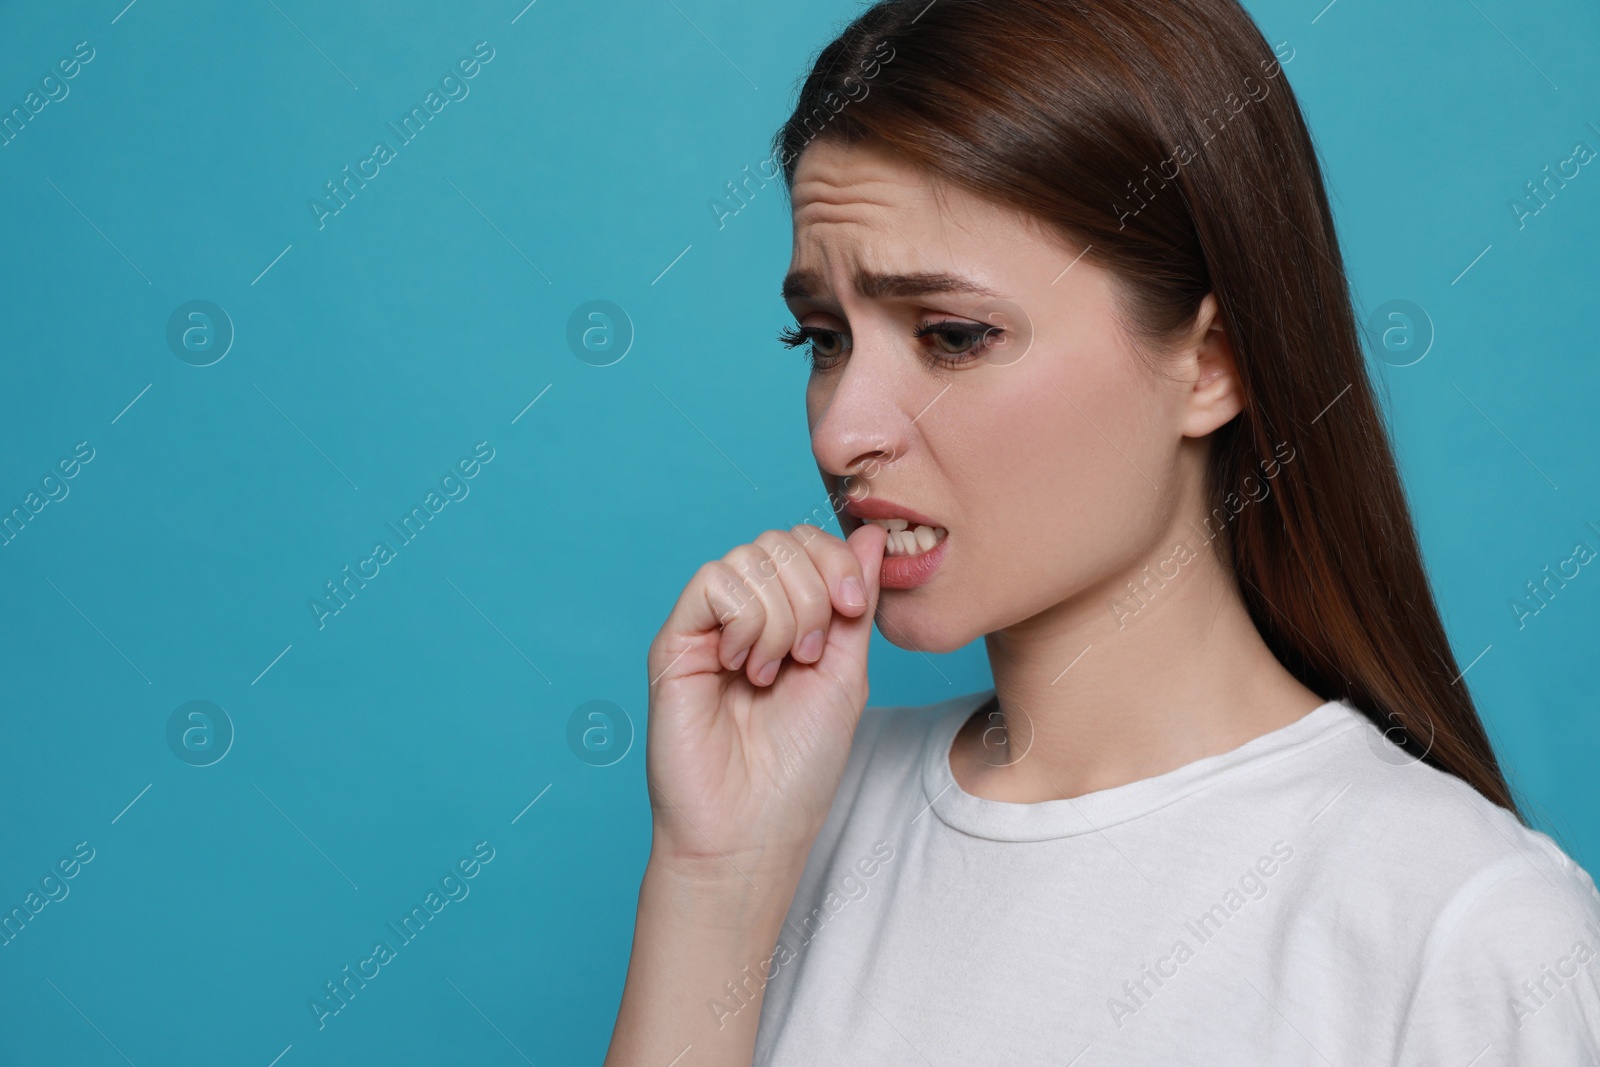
[605,1,1600,1063]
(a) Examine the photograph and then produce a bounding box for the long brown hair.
[771,0,1523,818]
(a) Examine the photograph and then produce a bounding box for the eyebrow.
[780,268,1001,303]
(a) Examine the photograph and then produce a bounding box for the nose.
[809,331,910,494]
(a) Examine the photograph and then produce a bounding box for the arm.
[604,851,808,1066]
[605,521,888,1066]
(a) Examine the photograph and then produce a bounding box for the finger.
[827,521,887,660]
[790,522,872,619]
[651,559,767,681]
[753,528,832,664]
[721,542,797,686]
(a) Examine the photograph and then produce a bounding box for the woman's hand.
[644,520,888,876]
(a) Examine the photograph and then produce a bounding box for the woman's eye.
[776,324,849,367]
[913,320,1001,365]
[810,330,846,358]
[776,319,1001,370]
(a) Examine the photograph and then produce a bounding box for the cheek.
[963,340,1169,587]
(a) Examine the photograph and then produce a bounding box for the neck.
[959,517,1326,803]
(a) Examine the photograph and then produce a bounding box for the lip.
[878,533,949,590]
[840,496,944,530]
[838,495,949,590]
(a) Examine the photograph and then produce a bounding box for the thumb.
[827,521,887,662]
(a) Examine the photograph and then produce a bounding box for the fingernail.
[797,629,824,661]
[842,577,866,608]
[755,659,779,686]
[730,647,749,671]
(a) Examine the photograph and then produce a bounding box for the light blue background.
[0,0,1595,1063]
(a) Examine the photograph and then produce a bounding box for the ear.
[1178,293,1244,438]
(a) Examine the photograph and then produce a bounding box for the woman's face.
[785,138,1224,654]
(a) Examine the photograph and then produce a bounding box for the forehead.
[787,141,1018,293]
[790,139,937,214]
[785,140,1075,305]
[788,139,987,252]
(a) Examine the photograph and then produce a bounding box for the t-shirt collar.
[919,688,1366,842]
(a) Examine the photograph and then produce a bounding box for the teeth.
[865,518,947,557]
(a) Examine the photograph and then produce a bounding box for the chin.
[873,598,976,655]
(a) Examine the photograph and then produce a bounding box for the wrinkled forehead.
[785,140,1075,310]
[786,148,993,306]
[790,137,934,208]
[789,182,925,284]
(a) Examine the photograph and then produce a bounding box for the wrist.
[605,845,810,1066]
[648,828,817,888]
[645,842,811,903]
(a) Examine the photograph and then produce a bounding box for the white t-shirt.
[749,689,1600,1065]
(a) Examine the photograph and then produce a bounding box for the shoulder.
[1304,704,1587,891]
[1312,710,1600,1061]
[1392,831,1600,1064]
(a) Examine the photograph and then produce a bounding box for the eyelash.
[775,320,1001,371]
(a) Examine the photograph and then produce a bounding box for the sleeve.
[1394,845,1600,1067]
